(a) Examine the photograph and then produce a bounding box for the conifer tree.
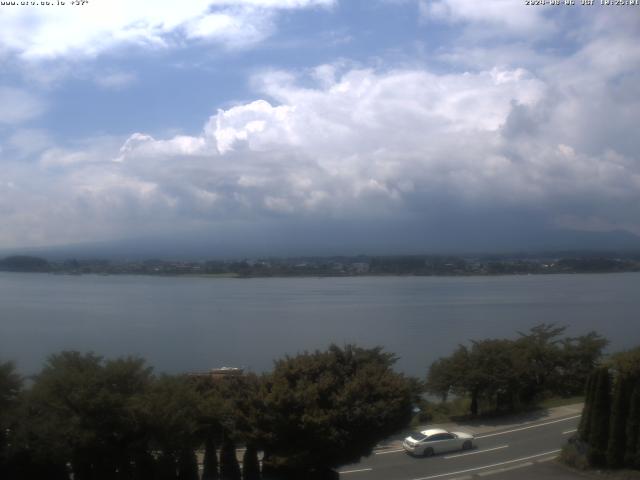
[156,452,178,480]
[242,445,260,480]
[579,371,596,442]
[587,367,611,466]
[625,385,640,467]
[202,435,219,480]
[132,451,156,480]
[606,375,631,467]
[177,449,199,480]
[220,438,241,480]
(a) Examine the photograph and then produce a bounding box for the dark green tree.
[259,344,415,473]
[558,332,608,396]
[0,361,21,459]
[624,385,640,467]
[578,370,598,442]
[515,324,566,403]
[135,374,202,478]
[132,451,156,480]
[220,438,241,480]
[177,449,199,480]
[24,352,154,479]
[425,350,465,403]
[156,452,178,480]
[202,435,219,480]
[242,445,260,480]
[606,375,632,467]
[587,367,611,466]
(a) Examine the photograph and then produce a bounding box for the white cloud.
[420,0,554,36]
[0,9,639,249]
[0,87,45,124]
[0,0,335,59]
[94,71,137,90]
[7,129,52,156]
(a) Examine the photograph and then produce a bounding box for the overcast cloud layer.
[0,1,639,253]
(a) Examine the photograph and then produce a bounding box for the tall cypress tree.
[202,435,219,480]
[242,445,260,480]
[220,439,241,480]
[156,452,178,480]
[579,371,597,442]
[177,449,199,480]
[625,385,640,468]
[606,375,631,467]
[587,367,611,467]
[132,451,156,480]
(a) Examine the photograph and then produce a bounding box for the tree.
[259,344,415,473]
[0,362,22,478]
[558,332,608,396]
[135,374,202,478]
[587,367,611,466]
[23,352,154,479]
[624,385,640,467]
[425,349,466,403]
[606,375,632,467]
[426,325,608,418]
[242,445,260,480]
[177,449,199,480]
[202,435,219,480]
[219,438,241,480]
[578,370,597,442]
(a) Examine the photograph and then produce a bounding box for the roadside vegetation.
[424,324,606,418]
[0,345,418,480]
[562,347,640,472]
[1,327,637,479]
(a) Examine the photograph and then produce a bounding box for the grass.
[411,395,584,426]
[538,395,584,409]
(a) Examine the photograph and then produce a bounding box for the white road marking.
[410,449,561,480]
[375,448,405,455]
[444,445,509,459]
[562,428,577,435]
[477,461,533,476]
[340,468,373,474]
[475,415,581,439]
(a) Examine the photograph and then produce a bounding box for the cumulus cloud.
[94,71,137,90]
[0,87,45,124]
[419,0,555,36]
[0,0,335,59]
[0,6,638,250]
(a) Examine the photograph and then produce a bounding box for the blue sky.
[0,0,639,254]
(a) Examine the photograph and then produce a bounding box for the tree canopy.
[426,324,608,415]
[260,344,416,472]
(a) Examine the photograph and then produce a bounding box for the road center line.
[340,468,373,474]
[444,445,509,459]
[375,448,405,455]
[475,415,581,439]
[410,449,561,480]
[562,428,578,434]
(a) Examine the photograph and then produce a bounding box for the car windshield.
[410,433,427,441]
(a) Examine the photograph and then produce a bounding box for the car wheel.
[423,447,434,457]
[462,441,472,450]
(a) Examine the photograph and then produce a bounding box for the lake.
[1,272,638,377]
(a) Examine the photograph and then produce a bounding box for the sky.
[0,0,639,256]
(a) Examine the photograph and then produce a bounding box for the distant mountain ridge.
[2,224,639,261]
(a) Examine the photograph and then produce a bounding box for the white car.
[403,428,474,456]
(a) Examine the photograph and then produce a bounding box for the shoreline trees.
[425,324,607,417]
[0,344,416,480]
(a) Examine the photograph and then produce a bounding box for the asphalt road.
[338,414,581,480]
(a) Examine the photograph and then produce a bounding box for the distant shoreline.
[1,270,639,280]
[2,253,639,278]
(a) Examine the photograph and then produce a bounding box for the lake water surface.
[1,272,638,376]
